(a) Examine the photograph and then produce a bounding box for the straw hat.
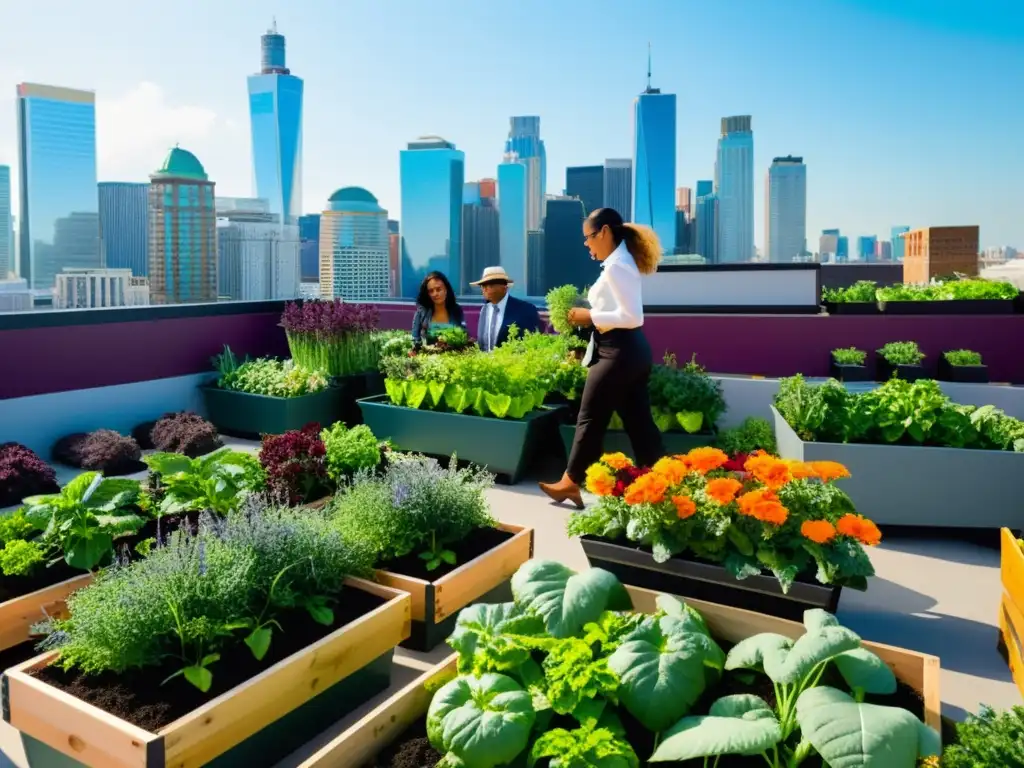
[470,266,514,286]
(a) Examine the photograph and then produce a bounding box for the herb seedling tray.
[1,578,411,768]
[297,584,942,767]
[558,424,716,462]
[375,523,534,651]
[0,573,92,654]
[998,528,1024,699]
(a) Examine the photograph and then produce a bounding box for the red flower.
[723,452,749,472]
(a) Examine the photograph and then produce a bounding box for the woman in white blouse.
[540,207,665,508]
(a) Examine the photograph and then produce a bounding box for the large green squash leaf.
[800,611,896,696]
[405,380,429,409]
[650,694,782,762]
[511,561,632,639]
[724,633,795,682]
[384,378,406,406]
[608,615,726,732]
[427,673,535,768]
[447,602,544,675]
[796,686,941,767]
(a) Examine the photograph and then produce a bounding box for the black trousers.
[566,328,665,484]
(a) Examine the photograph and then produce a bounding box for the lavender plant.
[280,299,382,377]
[330,455,495,571]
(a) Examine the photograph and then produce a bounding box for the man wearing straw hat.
[470,266,542,352]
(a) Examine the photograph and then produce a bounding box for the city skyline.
[0,1,1021,251]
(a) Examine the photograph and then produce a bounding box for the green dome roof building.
[319,186,390,301]
[147,146,217,304]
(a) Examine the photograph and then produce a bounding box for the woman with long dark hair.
[411,271,466,347]
[540,207,665,508]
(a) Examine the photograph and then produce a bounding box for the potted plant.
[773,375,1024,528]
[877,277,1019,315]
[329,455,533,651]
[876,340,927,381]
[302,560,941,768]
[829,346,871,382]
[1,500,411,768]
[998,527,1024,698]
[822,280,880,314]
[0,472,144,653]
[938,349,989,383]
[568,447,879,620]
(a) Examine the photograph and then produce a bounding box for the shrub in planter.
[331,455,495,575]
[939,348,989,383]
[644,352,726,434]
[569,448,879,593]
[281,298,381,377]
[829,346,871,382]
[211,344,329,397]
[149,411,223,457]
[939,704,1024,766]
[418,559,937,768]
[944,349,982,367]
[716,416,777,457]
[143,447,264,516]
[321,422,385,484]
[876,340,926,381]
[259,423,331,506]
[0,442,59,508]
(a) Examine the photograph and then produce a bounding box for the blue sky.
[0,0,1021,249]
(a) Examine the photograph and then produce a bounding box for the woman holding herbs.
[411,270,466,349]
[539,207,665,509]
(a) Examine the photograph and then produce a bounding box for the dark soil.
[116,511,206,555]
[368,718,442,768]
[0,637,54,673]
[0,559,82,604]
[33,586,386,732]
[381,527,514,581]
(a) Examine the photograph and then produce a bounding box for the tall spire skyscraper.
[504,117,546,231]
[632,46,676,253]
[247,20,303,225]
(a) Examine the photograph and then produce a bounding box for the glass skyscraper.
[498,156,528,296]
[891,226,910,261]
[318,187,389,301]
[505,117,546,231]
[542,196,599,295]
[399,136,464,297]
[858,235,878,262]
[461,186,499,293]
[248,21,303,225]
[632,66,676,254]
[0,165,10,278]
[716,115,754,263]
[566,165,604,217]
[765,156,807,263]
[696,193,719,263]
[98,182,148,276]
[298,213,320,281]
[603,159,632,222]
[16,83,101,291]
[147,147,217,304]
[696,179,713,198]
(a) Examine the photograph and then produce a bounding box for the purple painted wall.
[3,303,1024,401]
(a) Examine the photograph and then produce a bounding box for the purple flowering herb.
[198,539,207,576]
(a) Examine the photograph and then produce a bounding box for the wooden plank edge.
[4,667,160,768]
[999,598,1024,699]
[0,573,94,652]
[159,580,411,735]
[374,570,430,622]
[432,523,534,621]
[298,655,459,768]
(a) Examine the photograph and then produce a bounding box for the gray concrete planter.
[772,406,1023,528]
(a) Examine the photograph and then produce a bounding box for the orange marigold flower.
[623,472,669,505]
[705,477,743,505]
[600,452,634,471]
[685,446,730,475]
[785,460,819,480]
[652,457,690,486]
[671,494,697,519]
[836,514,882,546]
[806,461,851,483]
[801,520,837,544]
[744,453,793,490]
[736,489,789,525]
[585,464,616,496]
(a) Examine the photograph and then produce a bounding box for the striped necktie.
[488,304,500,351]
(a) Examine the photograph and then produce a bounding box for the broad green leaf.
[803,608,840,632]
[443,383,469,413]
[676,411,704,433]
[652,408,676,432]
[144,452,194,476]
[183,665,213,692]
[303,596,335,626]
[726,528,756,558]
[448,602,545,675]
[608,616,725,732]
[507,396,530,420]
[84,478,141,509]
[724,633,794,682]
[65,532,113,571]
[834,647,897,696]
[426,674,535,768]
[406,380,429,409]
[796,686,941,767]
[654,594,710,636]
[484,391,513,419]
[428,381,447,408]
[245,627,273,660]
[511,561,632,639]
[384,377,406,406]
[774,625,862,684]
[650,694,782,762]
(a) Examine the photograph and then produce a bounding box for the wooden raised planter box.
[1,578,411,768]
[357,395,564,484]
[0,573,92,654]
[375,522,533,651]
[299,584,942,767]
[773,406,1023,528]
[580,535,841,622]
[999,527,1024,699]
[558,424,716,462]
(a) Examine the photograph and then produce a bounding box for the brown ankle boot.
[539,473,584,510]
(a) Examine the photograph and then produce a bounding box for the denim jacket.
[411,304,466,346]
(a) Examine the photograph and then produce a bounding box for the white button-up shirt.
[484,293,509,351]
[582,240,644,365]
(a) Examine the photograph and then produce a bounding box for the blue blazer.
[477,295,542,350]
